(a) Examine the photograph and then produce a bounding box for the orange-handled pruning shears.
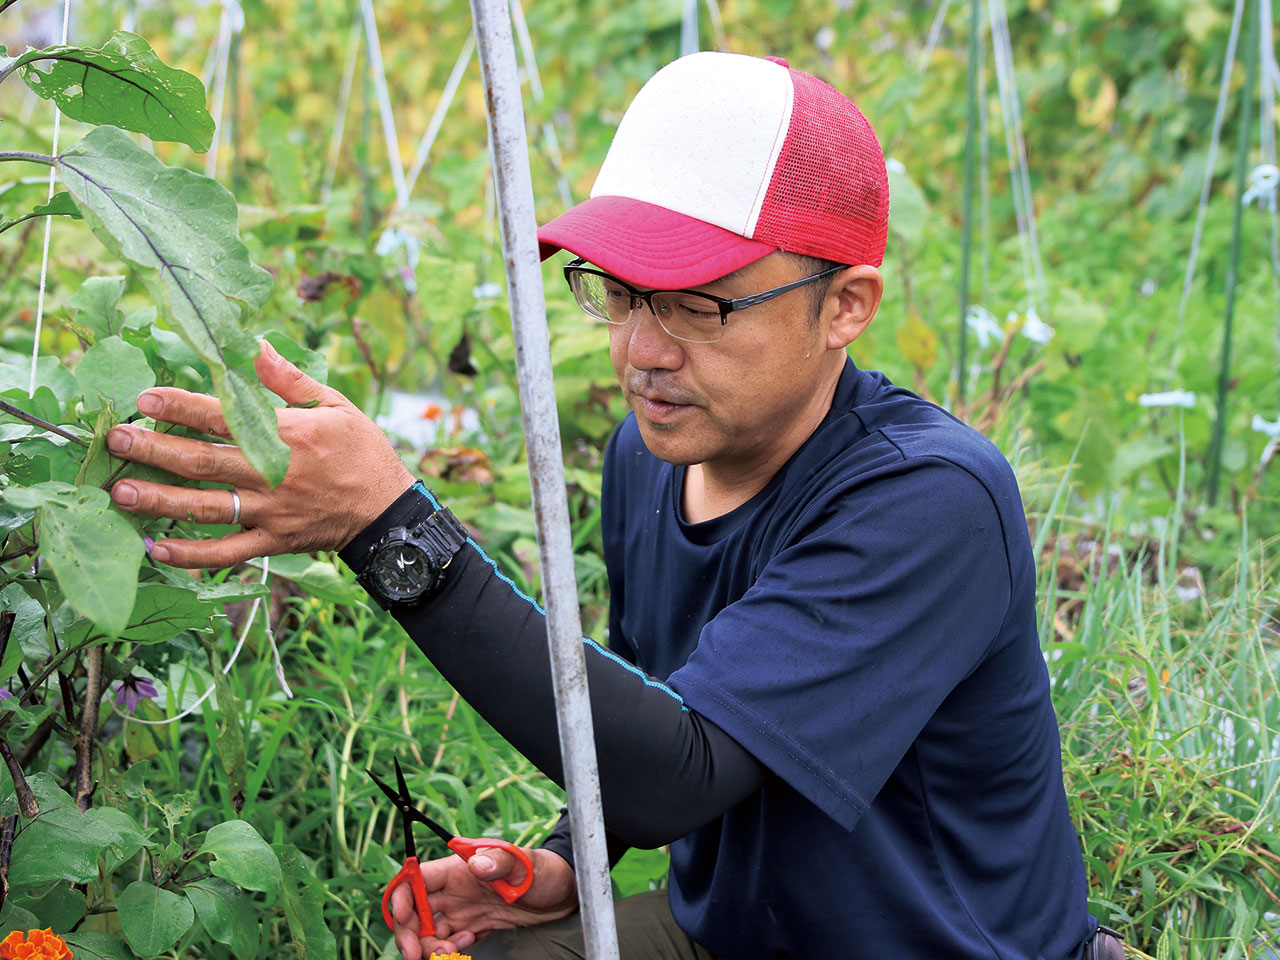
[368,758,534,937]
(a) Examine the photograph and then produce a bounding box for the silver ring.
[229,489,242,525]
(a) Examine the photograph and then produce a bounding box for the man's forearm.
[340,486,764,849]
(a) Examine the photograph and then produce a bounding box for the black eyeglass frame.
[562,257,847,335]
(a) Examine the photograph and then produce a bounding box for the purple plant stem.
[0,740,37,819]
[75,645,104,812]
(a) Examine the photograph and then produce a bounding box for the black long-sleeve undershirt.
[339,485,765,860]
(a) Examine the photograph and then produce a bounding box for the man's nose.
[623,302,684,370]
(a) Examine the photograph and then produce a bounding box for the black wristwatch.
[355,506,469,610]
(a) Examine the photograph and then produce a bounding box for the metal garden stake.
[467,1,621,957]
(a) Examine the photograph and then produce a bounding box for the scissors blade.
[368,763,418,861]
[411,808,458,848]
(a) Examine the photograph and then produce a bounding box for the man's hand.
[107,339,415,568]
[391,847,578,959]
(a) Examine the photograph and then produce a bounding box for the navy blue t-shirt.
[602,360,1094,959]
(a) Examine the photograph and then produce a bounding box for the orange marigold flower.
[0,928,71,960]
[420,402,443,421]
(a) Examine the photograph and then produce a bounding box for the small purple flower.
[0,689,12,700]
[144,536,156,553]
[114,675,159,713]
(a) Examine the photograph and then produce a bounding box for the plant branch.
[0,398,90,446]
[0,813,16,912]
[75,644,103,811]
[0,739,37,819]
[58,670,77,726]
[0,611,13,676]
[0,210,72,238]
[0,151,55,167]
[0,545,37,565]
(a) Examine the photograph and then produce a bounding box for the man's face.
[607,253,843,475]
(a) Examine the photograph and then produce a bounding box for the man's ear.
[825,266,883,351]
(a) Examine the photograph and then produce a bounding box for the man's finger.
[392,925,423,960]
[135,388,231,437]
[256,339,348,408]
[149,527,276,569]
[112,480,263,527]
[390,883,419,925]
[469,847,526,886]
[107,425,259,486]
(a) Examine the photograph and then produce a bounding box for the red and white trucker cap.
[537,52,889,289]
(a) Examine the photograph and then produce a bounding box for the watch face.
[370,541,435,602]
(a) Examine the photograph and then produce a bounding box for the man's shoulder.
[831,368,1018,495]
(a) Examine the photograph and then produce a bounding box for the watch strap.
[340,481,436,576]
[410,507,469,571]
[353,504,469,610]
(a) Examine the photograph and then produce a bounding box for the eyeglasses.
[562,257,846,344]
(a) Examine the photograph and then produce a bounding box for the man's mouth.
[629,380,696,424]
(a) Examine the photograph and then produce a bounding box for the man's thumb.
[469,847,524,885]
[255,338,334,406]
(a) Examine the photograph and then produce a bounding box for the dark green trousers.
[468,890,723,960]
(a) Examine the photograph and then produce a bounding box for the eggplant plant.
[0,28,335,959]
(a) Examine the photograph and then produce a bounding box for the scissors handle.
[445,837,535,904]
[382,856,436,938]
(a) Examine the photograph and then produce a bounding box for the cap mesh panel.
[752,71,890,267]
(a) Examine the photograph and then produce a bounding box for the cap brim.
[537,195,778,289]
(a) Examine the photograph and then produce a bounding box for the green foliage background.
[0,0,1278,957]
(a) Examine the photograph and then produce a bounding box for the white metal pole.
[467,2,621,958]
[359,0,409,208]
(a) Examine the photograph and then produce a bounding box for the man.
[105,52,1112,959]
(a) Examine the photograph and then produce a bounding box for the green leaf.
[611,846,670,897]
[62,582,217,647]
[10,881,87,929]
[118,881,194,957]
[4,774,140,885]
[249,554,367,607]
[206,638,247,809]
[11,32,214,150]
[75,407,123,491]
[0,606,25,686]
[92,805,151,874]
[0,191,82,236]
[7,481,143,635]
[275,843,336,960]
[0,498,35,533]
[56,126,268,365]
[197,820,282,894]
[55,126,288,487]
[0,583,48,660]
[66,276,127,342]
[192,579,271,603]
[75,336,156,417]
[2,479,77,510]
[186,877,258,956]
[149,326,204,373]
[0,901,39,939]
[0,348,80,404]
[62,932,138,960]
[212,366,290,488]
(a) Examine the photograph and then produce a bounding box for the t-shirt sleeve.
[666,457,1013,830]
